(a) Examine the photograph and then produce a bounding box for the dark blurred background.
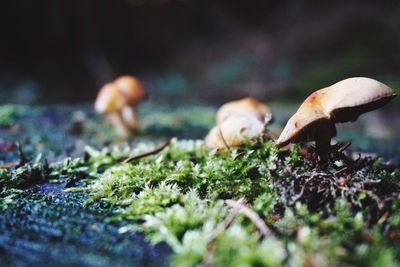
[0,0,399,105]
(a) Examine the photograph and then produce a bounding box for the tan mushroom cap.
[216,97,272,124]
[205,113,265,151]
[276,77,397,147]
[114,76,146,104]
[94,83,126,113]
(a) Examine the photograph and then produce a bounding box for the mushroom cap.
[114,76,146,104]
[205,113,265,151]
[275,100,329,148]
[94,83,126,113]
[216,97,272,124]
[322,77,397,122]
[276,77,397,147]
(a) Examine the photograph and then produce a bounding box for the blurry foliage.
[206,55,250,87]
[140,104,215,138]
[0,104,26,127]
[295,45,369,93]
[0,153,88,210]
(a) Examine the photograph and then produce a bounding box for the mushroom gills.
[329,94,397,123]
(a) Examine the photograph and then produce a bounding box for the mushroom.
[95,83,131,137]
[216,97,272,124]
[205,113,265,151]
[276,77,397,164]
[114,75,147,131]
[95,76,147,137]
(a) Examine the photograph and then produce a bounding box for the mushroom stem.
[108,112,131,137]
[314,122,336,167]
[121,105,139,132]
[315,136,330,168]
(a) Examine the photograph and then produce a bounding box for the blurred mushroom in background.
[114,76,147,132]
[205,97,272,152]
[216,97,272,124]
[94,76,147,137]
[205,113,265,152]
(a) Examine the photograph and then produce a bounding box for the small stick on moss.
[122,139,171,163]
[210,198,245,240]
[225,199,275,239]
[200,198,246,267]
[218,127,231,152]
[232,151,246,160]
[0,161,19,169]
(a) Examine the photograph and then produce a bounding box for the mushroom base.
[314,122,337,168]
[108,112,132,138]
[121,106,139,132]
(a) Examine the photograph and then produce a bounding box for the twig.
[289,174,317,205]
[232,151,246,160]
[210,198,245,241]
[356,188,381,204]
[122,139,171,163]
[200,198,246,267]
[334,167,348,176]
[218,127,231,152]
[225,199,275,239]
[378,211,389,224]
[337,141,351,153]
[0,161,19,169]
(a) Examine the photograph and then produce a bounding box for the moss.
[2,104,400,266]
[77,137,400,266]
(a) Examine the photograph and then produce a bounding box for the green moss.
[0,154,50,209]
[3,105,400,267]
[76,137,400,266]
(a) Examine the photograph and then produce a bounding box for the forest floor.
[1,103,400,267]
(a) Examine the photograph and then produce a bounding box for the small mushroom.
[114,75,147,131]
[276,77,397,164]
[205,113,265,152]
[95,76,147,137]
[216,97,272,124]
[95,83,131,137]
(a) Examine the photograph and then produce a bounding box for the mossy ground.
[1,103,400,267]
